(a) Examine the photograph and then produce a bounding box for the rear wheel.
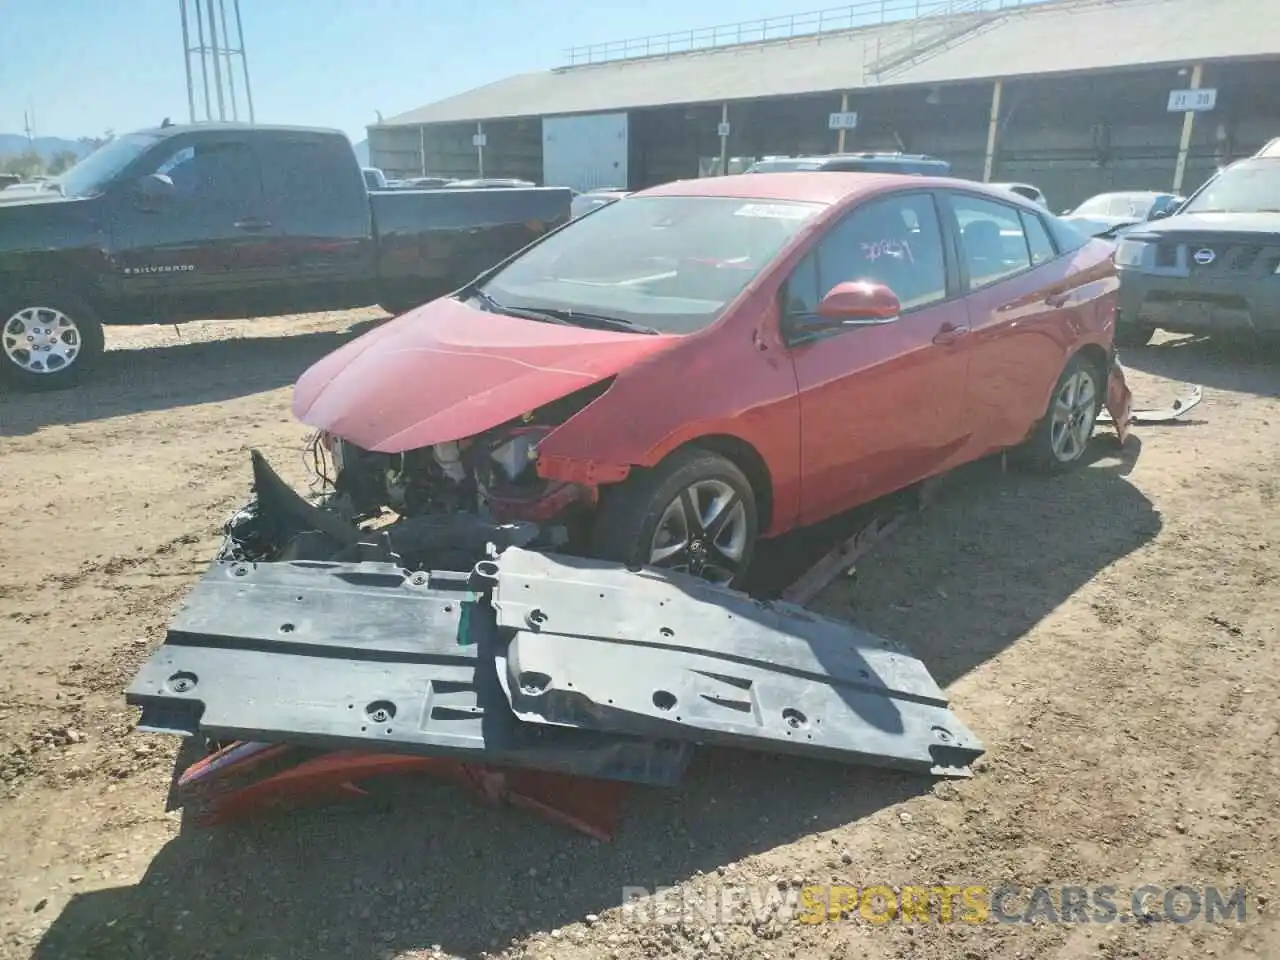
[1017,353,1102,473]
[0,291,105,391]
[589,447,758,588]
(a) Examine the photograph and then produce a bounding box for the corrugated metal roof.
[379,0,1279,127]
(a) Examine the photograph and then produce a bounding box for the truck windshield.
[54,133,162,198]
[1180,160,1280,214]
[478,195,822,335]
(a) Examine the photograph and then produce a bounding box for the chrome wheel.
[1049,367,1098,463]
[648,478,749,585]
[2,306,82,375]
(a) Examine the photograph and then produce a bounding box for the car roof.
[634,172,1034,207]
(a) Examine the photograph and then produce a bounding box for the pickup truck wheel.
[1017,353,1101,474]
[0,293,105,391]
[589,447,758,588]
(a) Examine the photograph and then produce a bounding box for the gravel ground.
[0,312,1276,960]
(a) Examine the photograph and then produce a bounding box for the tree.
[47,150,81,175]
[0,150,45,178]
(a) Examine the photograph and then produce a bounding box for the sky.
[0,0,851,143]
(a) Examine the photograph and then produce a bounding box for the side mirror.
[132,173,174,209]
[815,281,901,325]
[1148,208,1171,221]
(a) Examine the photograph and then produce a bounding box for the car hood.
[1126,211,1280,239]
[292,296,679,452]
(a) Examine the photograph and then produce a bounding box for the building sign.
[828,111,859,130]
[1167,88,1216,112]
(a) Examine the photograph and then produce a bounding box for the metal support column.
[205,0,227,120]
[837,92,850,153]
[419,126,427,177]
[719,103,730,176]
[1172,63,1204,193]
[179,1,197,123]
[982,79,1003,182]
[476,122,485,177]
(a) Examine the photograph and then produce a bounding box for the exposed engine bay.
[220,383,613,571]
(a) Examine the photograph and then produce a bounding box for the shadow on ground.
[1121,334,1280,398]
[0,318,382,437]
[34,430,1159,960]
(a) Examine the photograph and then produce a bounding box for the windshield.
[747,159,823,173]
[478,194,822,334]
[1181,161,1280,214]
[54,133,162,198]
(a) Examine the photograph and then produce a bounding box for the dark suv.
[744,152,951,176]
[1112,142,1280,346]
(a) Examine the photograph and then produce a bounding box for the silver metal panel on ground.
[483,548,984,777]
[125,560,691,786]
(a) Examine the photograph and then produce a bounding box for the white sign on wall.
[472,132,487,147]
[717,121,731,138]
[828,111,859,130]
[1167,88,1217,112]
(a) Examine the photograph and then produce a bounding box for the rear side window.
[258,136,367,222]
[1020,211,1057,265]
[948,193,1034,289]
[787,192,948,313]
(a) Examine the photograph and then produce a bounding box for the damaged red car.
[280,173,1132,586]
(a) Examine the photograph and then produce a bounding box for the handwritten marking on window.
[861,239,915,263]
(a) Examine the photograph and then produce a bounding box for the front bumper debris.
[128,485,986,836]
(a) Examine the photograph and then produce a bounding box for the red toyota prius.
[292,172,1132,586]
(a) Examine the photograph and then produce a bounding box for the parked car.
[0,123,572,390]
[385,177,458,190]
[289,172,1130,588]
[444,178,537,189]
[1111,148,1280,346]
[0,174,20,190]
[1061,191,1184,238]
[745,153,951,176]
[990,182,1048,208]
[570,188,629,219]
[361,166,388,190]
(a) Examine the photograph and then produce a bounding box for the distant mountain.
[352,138,370,166]
[0,134,92,162]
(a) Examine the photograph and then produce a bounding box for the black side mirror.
[1148,208,1171,221]
[133,173,174,210]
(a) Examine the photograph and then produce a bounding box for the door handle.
[933,322,969,345]
[1045,292,1070,308]
[234,217,272,232]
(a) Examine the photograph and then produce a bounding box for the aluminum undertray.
[125,559,691,786]
[483,548,984,777]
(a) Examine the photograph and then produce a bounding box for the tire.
[0,290,105,391]
[1016,353,1103,474]
[1113,322,1155,348]
[589,446,759,588]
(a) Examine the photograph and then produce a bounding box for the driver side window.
[785,192,948,318]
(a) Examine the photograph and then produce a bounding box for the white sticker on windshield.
[733,203,812,220]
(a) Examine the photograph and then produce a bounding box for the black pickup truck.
[0,123,572,390]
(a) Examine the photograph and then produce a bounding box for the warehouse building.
[367,0,1280,207]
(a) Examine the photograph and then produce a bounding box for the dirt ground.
[0,312,1276,960]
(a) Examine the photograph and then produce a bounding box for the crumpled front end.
[127,450,986,836]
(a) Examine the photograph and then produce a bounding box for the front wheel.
[589,447,759,588]
[1016,353,1102,473]
[0,292,105,391]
